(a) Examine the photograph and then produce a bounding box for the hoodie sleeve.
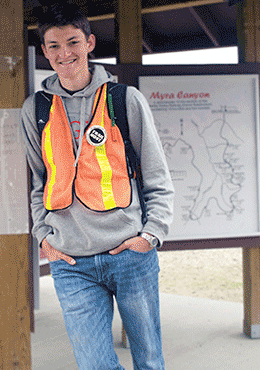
[126,87,174,246]
[21,94,53,246]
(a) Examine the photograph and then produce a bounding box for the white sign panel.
[0,109,29,234]
[139,75,260,240]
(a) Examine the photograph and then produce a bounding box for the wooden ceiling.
[24,0,238,60]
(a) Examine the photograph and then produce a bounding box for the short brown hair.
[38,3,92,45]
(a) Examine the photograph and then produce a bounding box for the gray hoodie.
[21,64,174,256]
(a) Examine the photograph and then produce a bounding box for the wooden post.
[115,0,142,65]
[243,247,260,338]
[236,0,260,63]
[114,0,142,347]
[0,0,31,367]
[236,0,260,338]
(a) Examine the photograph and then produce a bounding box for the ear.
[87,34,96,54]
[41,44,49,60]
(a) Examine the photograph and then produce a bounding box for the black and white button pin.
[86,125,107,146]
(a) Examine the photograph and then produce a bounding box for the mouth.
[59,59,77,66]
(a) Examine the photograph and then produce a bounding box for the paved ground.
[158,247,243,302]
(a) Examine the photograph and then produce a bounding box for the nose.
[59,46,71,59]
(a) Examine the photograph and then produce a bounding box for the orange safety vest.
[41,83,132,211]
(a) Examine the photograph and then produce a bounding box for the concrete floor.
[31,276,260,370]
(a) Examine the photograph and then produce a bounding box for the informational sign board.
[0,108,29,234]
[139,74,260,241]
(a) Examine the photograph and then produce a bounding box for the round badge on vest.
[86,125,107,146]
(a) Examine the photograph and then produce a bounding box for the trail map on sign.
[139,75,260,240]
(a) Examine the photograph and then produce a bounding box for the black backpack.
[35,81,147,224]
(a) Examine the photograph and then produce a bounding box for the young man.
[21,3,174,369]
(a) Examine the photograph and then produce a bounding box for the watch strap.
[140,232,159,248]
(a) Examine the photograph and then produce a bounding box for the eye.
[69,41,79,46]
[49,44,59,49]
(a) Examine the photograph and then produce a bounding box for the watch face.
[141,233,158,247]
[151,237,158,247]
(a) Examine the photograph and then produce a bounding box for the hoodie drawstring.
[74,96,87,167]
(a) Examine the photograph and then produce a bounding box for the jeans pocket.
[49,259,65,272]
[126,247,155,255]
[49,259,63,264]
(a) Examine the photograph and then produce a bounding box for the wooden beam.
[189,7,220,47]
[0,235,31,368]
[243,247,260,338]
[236,0,260,63]
[255,0,260,62]
[115,0,142,65]
[142,39,153,54]
[236,0,255,62]
[236,0,260,338]
[0,0,31,367]
[142,0,227,15]
[27,0,227,30]
[27,13,116,30]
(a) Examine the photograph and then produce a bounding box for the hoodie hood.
[41,63,112,98]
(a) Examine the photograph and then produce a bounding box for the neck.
[59,69,92,91]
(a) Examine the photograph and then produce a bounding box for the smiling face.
[42,25,95,91]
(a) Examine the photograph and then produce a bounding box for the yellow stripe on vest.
[44,119,57,210]
[94,85,117,210]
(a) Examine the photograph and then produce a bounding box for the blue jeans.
[49,248,165,370]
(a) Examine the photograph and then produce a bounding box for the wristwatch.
[140,232,159,248]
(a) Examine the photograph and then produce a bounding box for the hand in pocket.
[42,239,76,265]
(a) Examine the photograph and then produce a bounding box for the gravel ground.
[158,247,243,302]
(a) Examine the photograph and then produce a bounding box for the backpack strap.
[35,91,53,140]
[106,82,129,140]
[107,81,147,224]
[35,91,53,185]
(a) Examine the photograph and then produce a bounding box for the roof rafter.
[27,0,228,29]
[142,0,227,14]
[142,39,153,53]
[189,7,220,47]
